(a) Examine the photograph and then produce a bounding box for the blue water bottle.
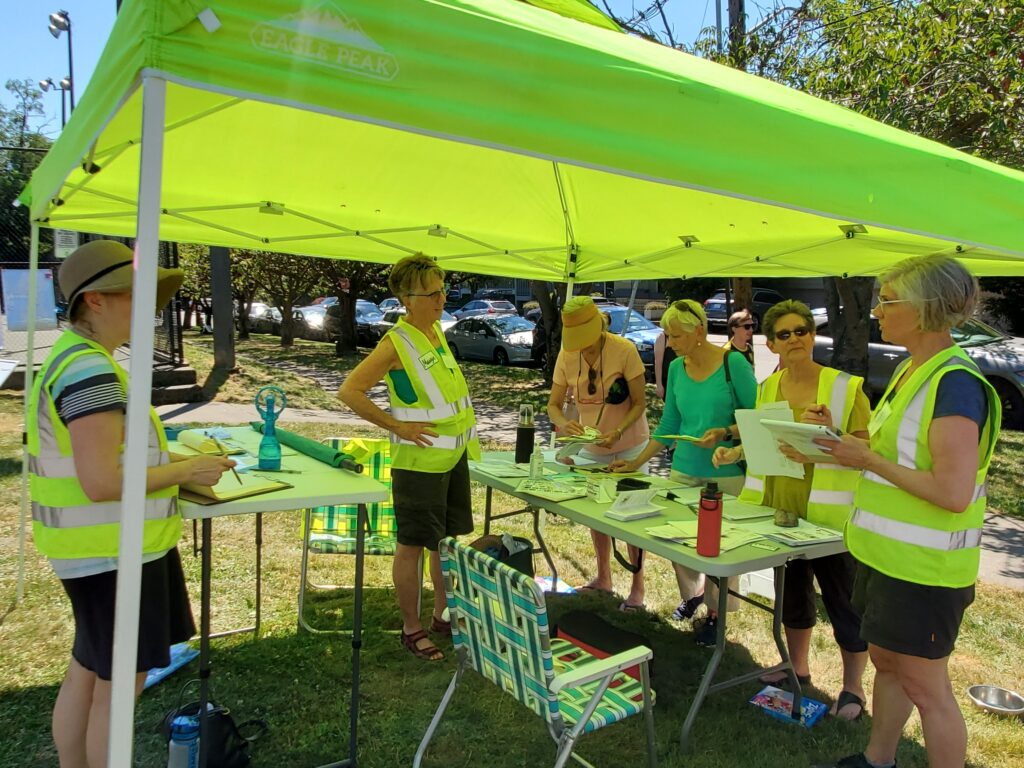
[167,715,199,768]
[255,385,287,470]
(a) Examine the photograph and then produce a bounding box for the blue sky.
[0,1,752,138]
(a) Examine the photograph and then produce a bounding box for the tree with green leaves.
[1,80,53,265]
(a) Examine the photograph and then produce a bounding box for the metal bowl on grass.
[967,685,1024,717]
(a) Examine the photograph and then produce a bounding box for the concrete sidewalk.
[156,397,1023,591]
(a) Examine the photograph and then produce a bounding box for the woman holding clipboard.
[714,299,871,721]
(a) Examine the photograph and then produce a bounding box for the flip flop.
[832,690,866,721]
[577,584,614,596]
[400,629,444,661]
[758,670,811,687]
[618,600,645,613]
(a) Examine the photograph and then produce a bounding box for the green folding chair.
[415,537,657,768]
[298,436,420,633]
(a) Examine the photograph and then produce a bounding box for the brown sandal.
[431,616,452,636]
[401,629,444,661]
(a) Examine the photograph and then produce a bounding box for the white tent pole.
[16,223,41,604]
[107,74,166,768]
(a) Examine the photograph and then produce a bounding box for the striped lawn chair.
[415,538,657,768]
[298,437,419,633]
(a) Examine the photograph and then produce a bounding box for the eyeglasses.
[734,323,755,331]
[871,297,914,310]
[405,290,445,301]
[774,327,811,341]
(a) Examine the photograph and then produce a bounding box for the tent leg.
[106,74,167,768]
[14,224,41,608]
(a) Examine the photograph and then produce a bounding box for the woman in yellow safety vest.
[808,255,1000,768]
[27,240,235,766]
[339,253,479,662]
[714,300,870,721]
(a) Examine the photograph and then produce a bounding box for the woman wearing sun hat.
[546,296,650,610]
[27,240,235,766]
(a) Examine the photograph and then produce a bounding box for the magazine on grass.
[750,685,829,728]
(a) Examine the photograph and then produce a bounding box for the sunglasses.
[734,323,755,331]
[774,327,811,341]
[587,366,597,396]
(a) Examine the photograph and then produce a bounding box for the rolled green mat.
[249,422,364,473]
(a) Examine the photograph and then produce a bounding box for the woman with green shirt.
[611,299,756,646]
[715,300,870,720]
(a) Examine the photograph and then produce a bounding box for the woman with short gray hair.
[811,254,1000,768]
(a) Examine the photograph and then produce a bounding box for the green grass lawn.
[2,348,1022,766]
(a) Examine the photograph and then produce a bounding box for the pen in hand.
[213,437,242,485]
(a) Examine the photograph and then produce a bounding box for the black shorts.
[391,451,473,551]
[782,552,866,653]
[853,563,974,659]
[60,547,196,680]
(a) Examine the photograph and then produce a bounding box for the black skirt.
[60,547,196,680]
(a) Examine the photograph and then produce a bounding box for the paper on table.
[734,404,805,480]
[760,419,842,461]
[658,434,701,442]
[722,499,775,521]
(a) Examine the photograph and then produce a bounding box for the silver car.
[814,317,1024,428]
[445,315,535,365]
[452,299,518,320]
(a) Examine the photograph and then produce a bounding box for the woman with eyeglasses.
[724,310,756,369]
[610,299,756,645]
[340,253,480,662]
[714,299,871,721]
[808,255,999,768]
[547,296,651,611]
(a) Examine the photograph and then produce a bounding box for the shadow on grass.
[0,457,21,480]
[199,366,231,401]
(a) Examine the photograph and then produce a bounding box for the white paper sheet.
[734,403,805,479]
[760,419,842,460]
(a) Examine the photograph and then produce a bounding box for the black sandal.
[832,690,866,721]
[758,670,811,687]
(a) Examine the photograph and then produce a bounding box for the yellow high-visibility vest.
[847,346,999,587]
[739,367,863,530]
[26,330,180,559]
[385,318,480,472]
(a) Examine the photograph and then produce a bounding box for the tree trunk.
[279,302,296,347]
[334,292,358,354]
[732,277,752,316]
[827,276,873,377]
[532,280,565,386]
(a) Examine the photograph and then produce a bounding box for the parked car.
[446,315,535,365]
[378,297,401,312]
[703,287,786,330]
[473,288,517,304]
[531,305,659,376]
[452,299,518,320]
[292,305,330,340]
[325,299,385,348]
[246,302,282,334]
[368,307,458,343]
[813,316,1024,429]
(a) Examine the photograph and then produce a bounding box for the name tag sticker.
[418,351,439,370]
[868,401,891,437]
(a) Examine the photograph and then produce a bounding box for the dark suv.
[703,287,785,330]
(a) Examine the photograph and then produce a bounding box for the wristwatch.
[723,427,734,442]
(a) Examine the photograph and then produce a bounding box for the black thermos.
[515,403,535,463]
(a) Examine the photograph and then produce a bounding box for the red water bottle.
[696,482,723,557]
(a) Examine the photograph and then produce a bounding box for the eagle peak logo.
[252,2,398,81]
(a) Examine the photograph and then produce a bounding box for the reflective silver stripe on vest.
[390,425,478,451]
[829,371,852,429]
[35,497,176,528]
[808,489,855,506]
[391,395,473,422]
[390,325,447,411]
[850,508,982,551]
[744,475,764,492]
[863,469,986,502]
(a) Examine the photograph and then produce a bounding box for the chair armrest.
[549,646,653,694]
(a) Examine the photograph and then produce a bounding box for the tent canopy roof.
[21,0,1024,279]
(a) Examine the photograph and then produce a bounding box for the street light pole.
[48,10,75,113]
[38,77,68,129]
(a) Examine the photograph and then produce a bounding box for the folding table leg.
[678,575,730,751]
[770,563,802,718]
[210,512,261,639]
[198,518,212,768]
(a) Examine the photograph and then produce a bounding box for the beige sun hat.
[59,240,184,314]
[560,296,605,351]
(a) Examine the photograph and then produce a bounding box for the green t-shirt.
[387,346,447,404]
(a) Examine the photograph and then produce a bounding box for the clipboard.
[759,419,842,460]
[179,472,291,505]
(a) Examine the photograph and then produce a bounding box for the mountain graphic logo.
[252,2,398,81]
